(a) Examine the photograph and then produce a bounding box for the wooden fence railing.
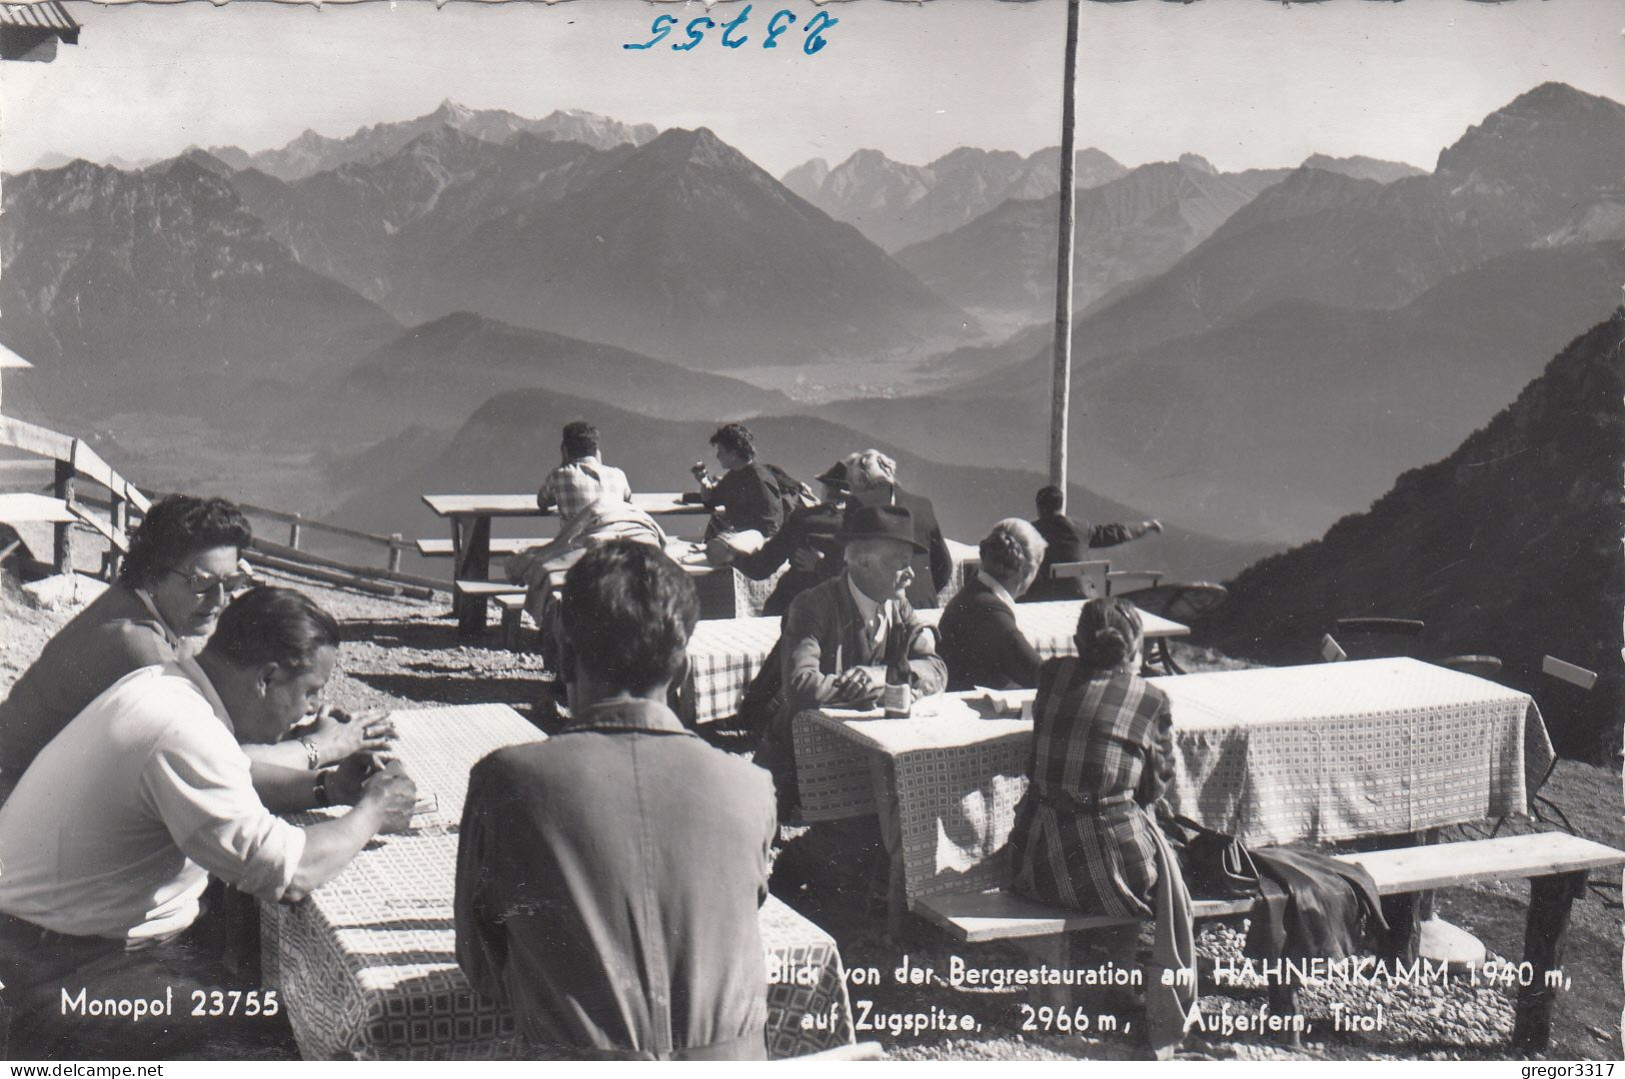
[1,412,446,599]
[0,414,149,576]
[236,502,414,574]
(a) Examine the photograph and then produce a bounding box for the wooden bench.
[418,537,550,558]
[914,832,1625,1051]
[1107,569,1165,594]
[453,580,530,648]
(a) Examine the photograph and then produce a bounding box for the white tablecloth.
[793,658,1555,907]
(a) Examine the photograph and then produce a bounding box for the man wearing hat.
[718,460,850,617]
[752,504,949,813]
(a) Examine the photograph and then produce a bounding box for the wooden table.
[682,601,1189,725]
[792,658,1555,932]
[260,703,855,1059]
[421,493,708,636]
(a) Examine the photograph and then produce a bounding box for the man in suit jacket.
[752,504,949,815]
[939,518,1048,691]
[844,449,952,609]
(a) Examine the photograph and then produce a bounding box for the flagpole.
[1049,0,1081,506]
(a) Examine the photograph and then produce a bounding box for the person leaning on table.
[536,419,633,519]
[455,540,778,1060]
[1006,597,1195,1059]
[938,518,1048,691]
[719,459,850,617]
[0,587,418,1059]
[0,494,393,808]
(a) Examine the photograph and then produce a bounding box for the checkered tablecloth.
[261,704,853,1059]
[793,658,1555,909]
[687,616,784,724]
[685,601,1185,726]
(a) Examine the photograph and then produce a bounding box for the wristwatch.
[313,769,334,808]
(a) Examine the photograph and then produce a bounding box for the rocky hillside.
[1195,311,1625,761]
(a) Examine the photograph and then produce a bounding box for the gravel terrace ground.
[1,571,1619,1062]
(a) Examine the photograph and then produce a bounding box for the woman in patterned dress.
[1009,597,1176,917]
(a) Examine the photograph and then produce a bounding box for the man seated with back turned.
[537,419,633,519]
[1024,484,1163,602]
[0,587,417,1058]
[456,541,777,1060]
[752,504,949,815]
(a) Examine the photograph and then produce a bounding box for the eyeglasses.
[165,567,254,596]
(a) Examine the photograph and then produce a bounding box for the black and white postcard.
[0,0,1619,1064]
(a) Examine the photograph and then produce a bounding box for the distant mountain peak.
[1506,80,1615,115]
[644,125,746,170]
[1178,153,1217,175]
[173,146,235,174]
[430,99,474,124]
[1436,81,1625,187]
[1301,153,1425,184]
[842,147,899,169]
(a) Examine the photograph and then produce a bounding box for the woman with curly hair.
[937,518,1046,691]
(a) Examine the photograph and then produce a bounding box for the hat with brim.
[815,461,849,491]
[837,504,926,553]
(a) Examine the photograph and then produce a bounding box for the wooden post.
[287,513,303,550]
[1512,870,1588,1051]
[52,459,74,574]
[454,516,493,637]
[1048,0,1082,505]
[107,492,128,580]
[387,533,404,574]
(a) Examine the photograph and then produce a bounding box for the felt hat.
[815,461,849,491]
[837,504,925,553]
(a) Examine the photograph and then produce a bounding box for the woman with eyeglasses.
[0,494,393,805]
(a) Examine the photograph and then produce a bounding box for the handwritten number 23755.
[624,6,838,55]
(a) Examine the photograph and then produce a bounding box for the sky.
[1,0,1621,177]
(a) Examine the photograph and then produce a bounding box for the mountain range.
[0,157,400,418]
[894,156,1302,326]
[781,145,1125,252]
[403,126,975,368]
[223,122,976,368]
[3,81,1618,594]
[808,83,1625,542]
[205,100,656,181]
[1194,311,1624,762]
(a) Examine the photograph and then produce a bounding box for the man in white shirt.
[0,587,416,1059]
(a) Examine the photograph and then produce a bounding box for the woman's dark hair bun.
[1073,597,1145,673]
[1082,627,1130,669]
